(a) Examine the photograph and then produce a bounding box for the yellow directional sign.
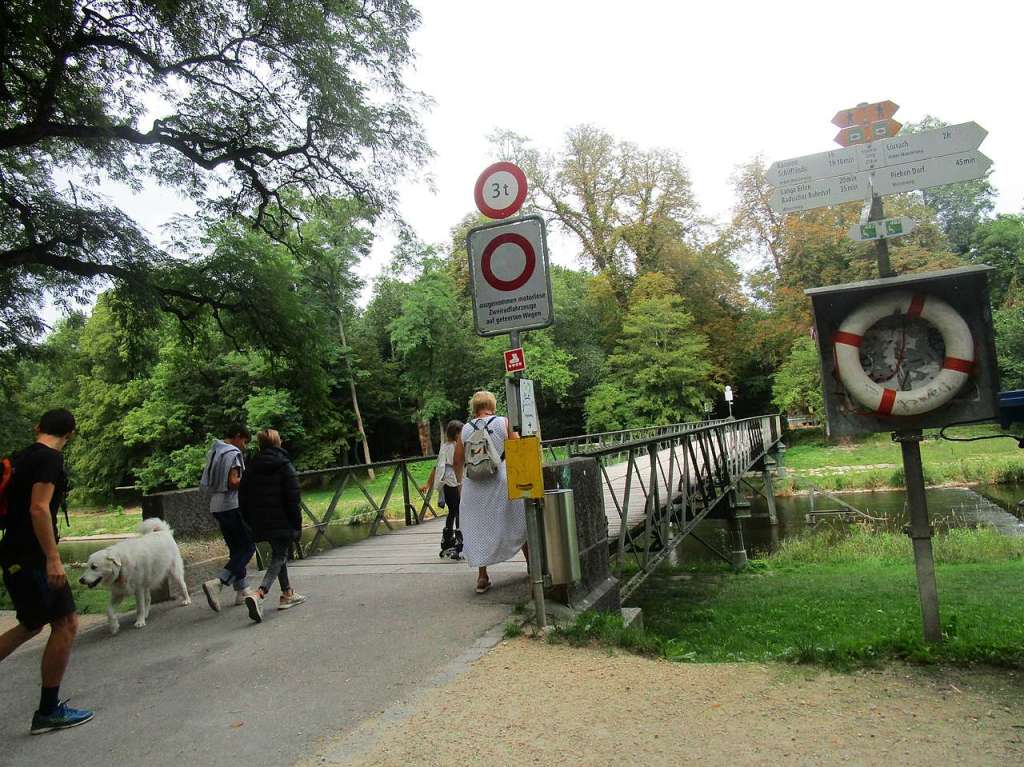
[505,436,544,500]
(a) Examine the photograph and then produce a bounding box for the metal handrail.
[577,414,782,600]
[260,414,783,577]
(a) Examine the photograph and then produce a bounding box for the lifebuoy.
[833,291,973,417]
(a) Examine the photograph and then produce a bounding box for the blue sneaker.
[30,700,94,735]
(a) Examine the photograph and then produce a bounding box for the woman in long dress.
[454,390,527,593]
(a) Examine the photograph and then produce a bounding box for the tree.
[389,257,472,455]
[584,273,716,430]
[968,215,1024,307]
[1,0,427,354]
[902,117,995,254]
[498,125,705,304]
[729,155,784,275]
[771,335,824,417]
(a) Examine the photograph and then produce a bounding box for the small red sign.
[474,162,528,219]
[504,347,526,374]
[831,101,899,129]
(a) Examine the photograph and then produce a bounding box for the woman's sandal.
[475,577,491,594]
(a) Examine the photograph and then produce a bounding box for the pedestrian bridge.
[285,415,784,600]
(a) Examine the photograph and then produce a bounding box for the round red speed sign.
[481,233,536,291]
[474,161,528,219]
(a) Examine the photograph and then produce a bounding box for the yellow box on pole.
[505,435,544,500]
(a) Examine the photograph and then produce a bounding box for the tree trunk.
[337,310,374,480]
[417,418,434,457]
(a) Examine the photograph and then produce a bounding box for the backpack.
[0,456,12,529]
[463,416,504,481]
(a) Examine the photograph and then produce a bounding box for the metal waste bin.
[542,489,581,585]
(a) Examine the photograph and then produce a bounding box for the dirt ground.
[304,639,1024,767]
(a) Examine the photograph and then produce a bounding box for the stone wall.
[542,457,621,614]
[141,487,217,539]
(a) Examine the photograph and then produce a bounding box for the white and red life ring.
[833,291,973,417]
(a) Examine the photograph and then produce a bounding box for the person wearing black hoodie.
[238,429,306,622]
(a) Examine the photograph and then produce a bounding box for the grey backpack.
[464,417,504,481]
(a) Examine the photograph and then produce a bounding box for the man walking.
[200,424,255,611]
[0,409,93,734]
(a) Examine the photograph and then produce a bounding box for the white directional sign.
[871,151,992,196]
[767,122,988,187]
[466,215,554,337]
[848,217,916,242]
[769,173,873,215]
[519,378,540,437]
[770,150,992,215]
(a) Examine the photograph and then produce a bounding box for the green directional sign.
[849,216,916,242]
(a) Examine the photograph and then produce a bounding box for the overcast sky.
[378,0,1022,279]
[113,0,1023,300]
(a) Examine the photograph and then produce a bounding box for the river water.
[673,483,1024,564]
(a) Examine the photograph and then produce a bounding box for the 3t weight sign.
[474,162,528,219]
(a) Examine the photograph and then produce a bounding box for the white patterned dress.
[460,416,527,567]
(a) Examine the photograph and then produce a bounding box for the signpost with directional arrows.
[769,101,999,647]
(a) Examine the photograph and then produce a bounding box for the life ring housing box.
[807,265,999,438]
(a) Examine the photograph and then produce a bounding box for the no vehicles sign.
[466,215,554,337]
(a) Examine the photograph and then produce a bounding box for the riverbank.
[779,424,1024,493]
[575,528,1024,670]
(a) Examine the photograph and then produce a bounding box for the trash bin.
[542,489,581,585]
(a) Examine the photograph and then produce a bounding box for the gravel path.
[306,639,1024,767]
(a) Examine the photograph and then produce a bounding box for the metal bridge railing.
[540,419,730,463]
[254,456,442,565]
[259,414,783,582]
[575,414,782,600]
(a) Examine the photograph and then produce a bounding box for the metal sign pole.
[895,430,942,642]
[872,195,941,642]
[868,193,896,278]
[508,330,547,629]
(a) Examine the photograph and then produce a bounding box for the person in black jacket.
[238,429,306,622]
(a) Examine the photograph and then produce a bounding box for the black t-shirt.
[0,442,67,565]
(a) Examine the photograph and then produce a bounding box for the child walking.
[420,420,464,559]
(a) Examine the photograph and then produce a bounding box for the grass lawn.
[64,506,143,537]
[556,528,1024,670]
[780,424,1024,491]
[629,560,1024,668]
[300,462,436,523]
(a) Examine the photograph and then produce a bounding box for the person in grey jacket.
[238,429,306,622]
[199,425,255,611]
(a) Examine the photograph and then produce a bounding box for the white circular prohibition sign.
[481,233,536,291]
[474,162,528,219]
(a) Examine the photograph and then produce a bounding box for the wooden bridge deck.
[289,518,526,576]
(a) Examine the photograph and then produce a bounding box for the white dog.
[79,518,191,634]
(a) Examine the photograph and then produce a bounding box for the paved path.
[0,519,528,767]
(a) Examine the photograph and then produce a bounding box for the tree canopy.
[0,0,427,356]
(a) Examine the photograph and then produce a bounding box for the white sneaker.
[202,579,223,612]
[278,592,307,610]
[234,588,255,606]
[245,593,263,623]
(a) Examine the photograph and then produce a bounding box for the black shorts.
[2,561,77,631]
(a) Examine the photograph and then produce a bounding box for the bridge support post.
[775,442,786,478]
[726,502,748,570]
[761,469,778,525]
[542,457,621,614]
